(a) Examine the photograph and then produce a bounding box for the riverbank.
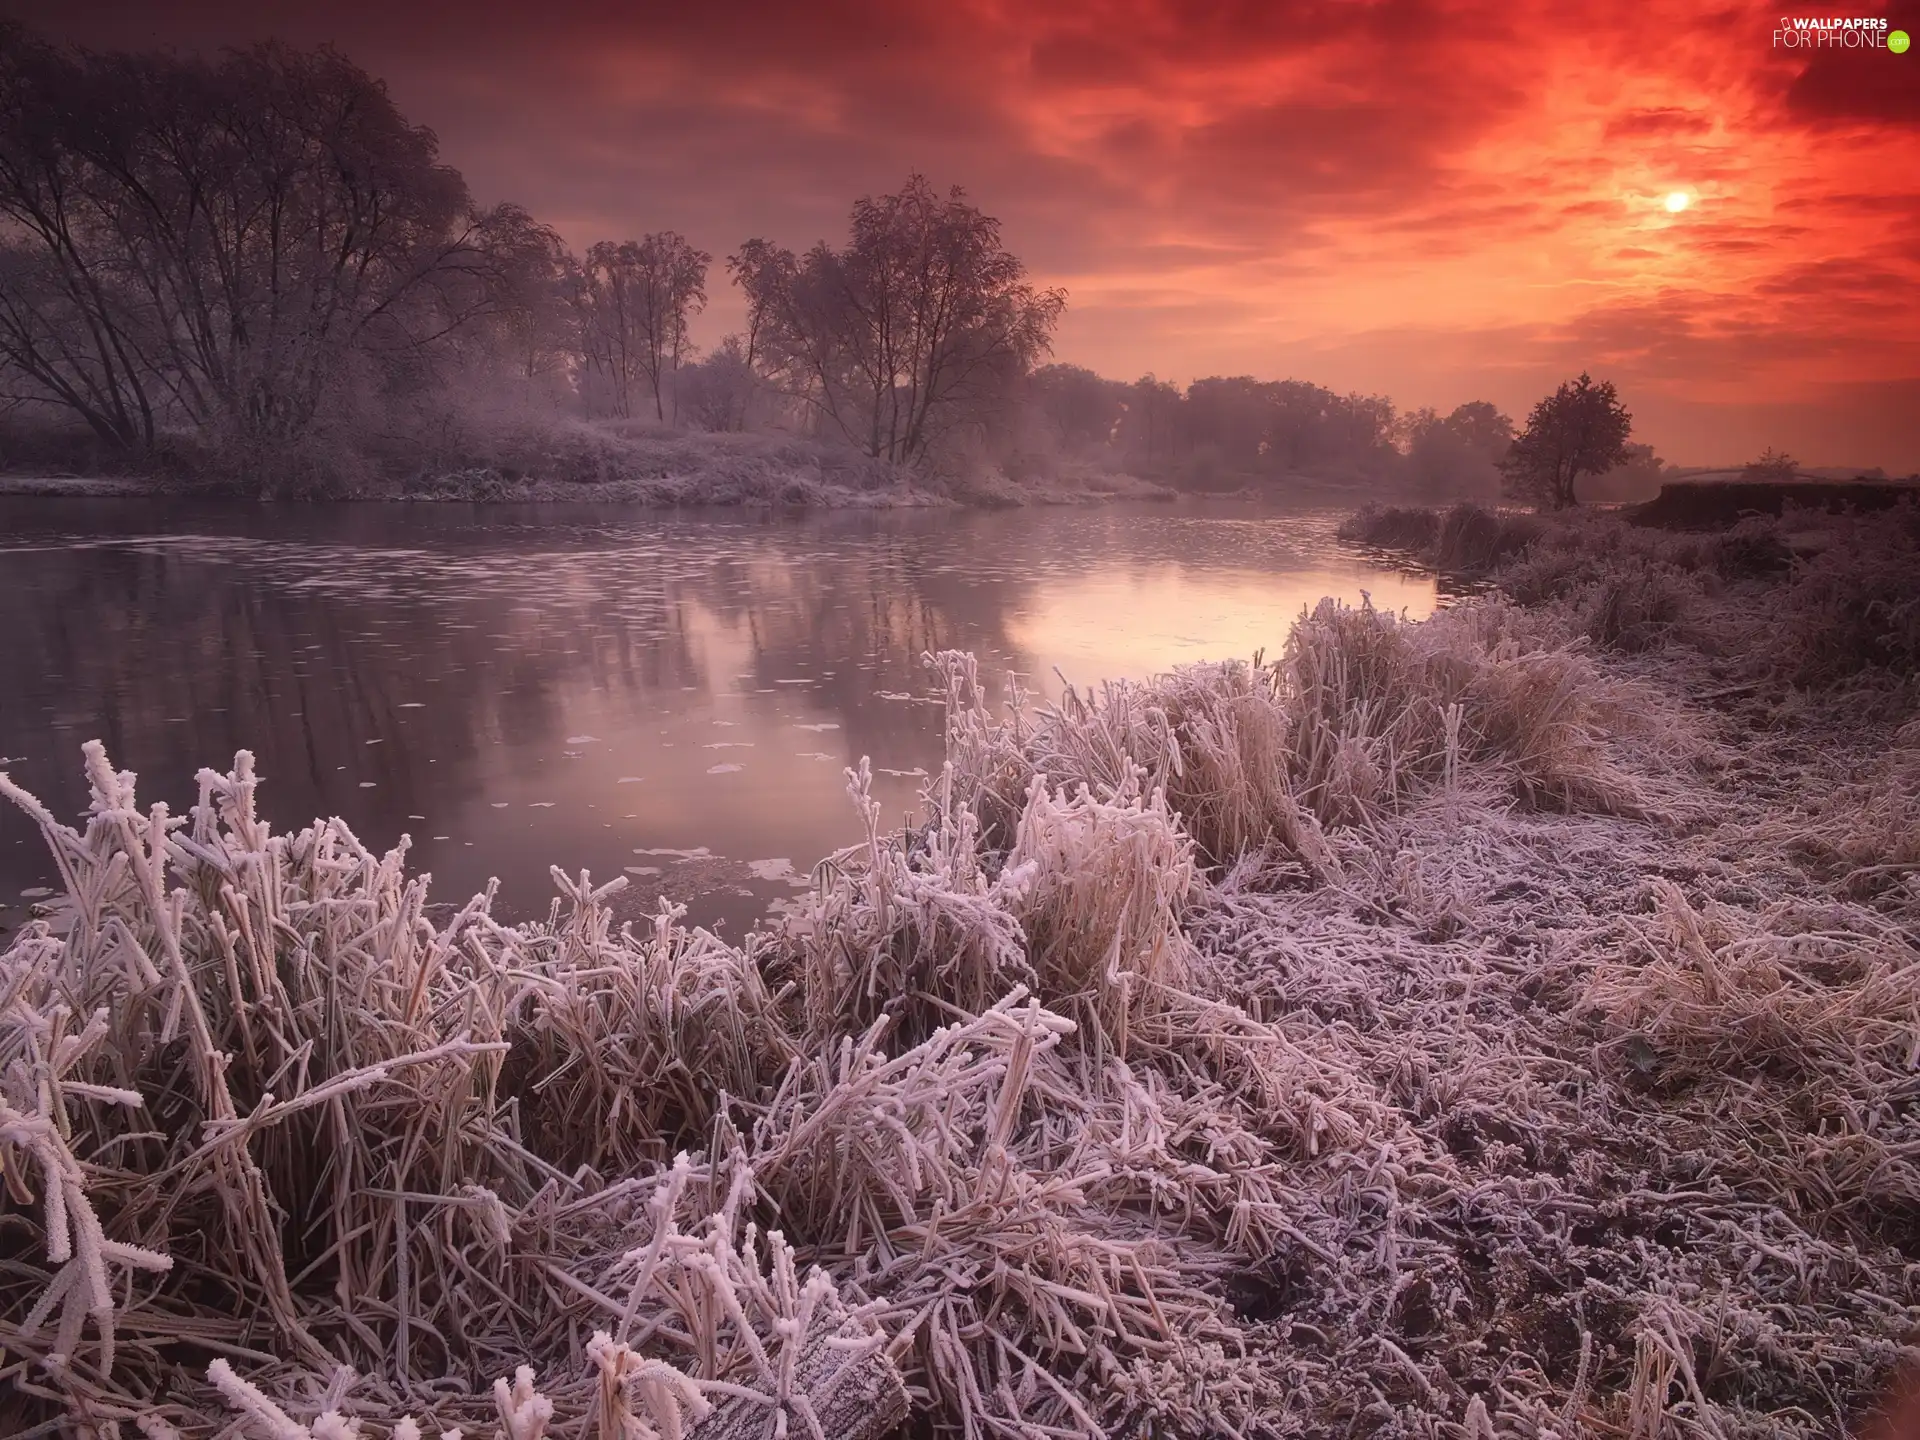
[0,467,1178,508]
[1630,477,1920,530]
[0,424,1183,508]
[3,515,1916,1436]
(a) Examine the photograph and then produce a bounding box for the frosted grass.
[2,589,1916,1438]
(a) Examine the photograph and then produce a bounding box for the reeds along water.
[2,594,1916,1439]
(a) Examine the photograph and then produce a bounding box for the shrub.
[1337,502,1442,552]
[1708,516,1793,579]
[1579,564,1693,652]
[1781,514,1920,682]
[1433,502,1541,571]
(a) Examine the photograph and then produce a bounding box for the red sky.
[9,0,1918,469]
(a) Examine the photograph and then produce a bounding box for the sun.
[1663,191,1691,213]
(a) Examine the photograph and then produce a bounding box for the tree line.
[0,29,1063,486]
[0,25,1653,506]
[1024,365,1648,507]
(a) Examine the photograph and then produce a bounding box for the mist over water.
[0,498,1434,931]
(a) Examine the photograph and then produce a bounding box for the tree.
[1443,400,1515,458]
[0,26,530,460]
[730,176,1064,465]
[677,333,757,432]
[574,234,710,421]
[1742,447,1798,482]
[473,208,577,389]
[1027,363,1126,451]
[1118,375,1183,465]
[1498,373,1633,509]
[1402,401,1514,497]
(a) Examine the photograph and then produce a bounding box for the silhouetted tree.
[1027,363,1126,450]
[0,27,533,462]
[730,177,1064,464]
[1498,373,1633,509]
[1443,401,1515,458]
[1743,447,1798,482]
[1120,375,1184,465]
[1402,401,1514,497]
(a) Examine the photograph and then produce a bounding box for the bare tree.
[472,207,577,387]
[730,177,1064,465]
[0,27,531,462]
[574,234,709,422]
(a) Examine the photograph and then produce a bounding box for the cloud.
[8,0,1918,467]
[1604,107,1715,140]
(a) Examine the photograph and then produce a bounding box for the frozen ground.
[2,505,1917,1438]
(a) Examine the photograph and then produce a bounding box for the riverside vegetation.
[3,502,1920,1439]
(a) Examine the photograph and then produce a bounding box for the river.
[0,498,1436,934]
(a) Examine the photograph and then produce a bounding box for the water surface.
[0,499,1434,932]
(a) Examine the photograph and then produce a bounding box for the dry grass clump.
[1336,503,1442,553]
[1000,772,1201,1045]
[777,757,1038,1050]
[1485,515,1712,656]
[1025,657,1328,873]
[5,575,1917,1438]
[1267,596,1660,819]
[1576,563,1695,653]
[1777,504,1920,683]
[1706,516,1794,579]
[934,595,1668,883]
[1431,502,1542,572]
[1581,879,1920,1224]
[1336,502,1538,573]
[0,744,822,1436]
[1763,718,1920,892]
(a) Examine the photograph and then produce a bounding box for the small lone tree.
[1742,447,1798,482]
[1498,373,1633,509]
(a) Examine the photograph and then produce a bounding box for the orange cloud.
[12,0,1919,466]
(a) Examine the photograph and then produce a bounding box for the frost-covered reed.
[3,594,1915,1439]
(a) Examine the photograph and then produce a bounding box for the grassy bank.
[0,424,1176,509]
[1343,497,1920,679]
[1631,478,1920,530]
[3,520,1919,1436]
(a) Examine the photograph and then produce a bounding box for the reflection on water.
[0,499,1434,931]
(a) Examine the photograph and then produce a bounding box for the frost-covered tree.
[730,177,1064,465]
[573,233,710,422]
